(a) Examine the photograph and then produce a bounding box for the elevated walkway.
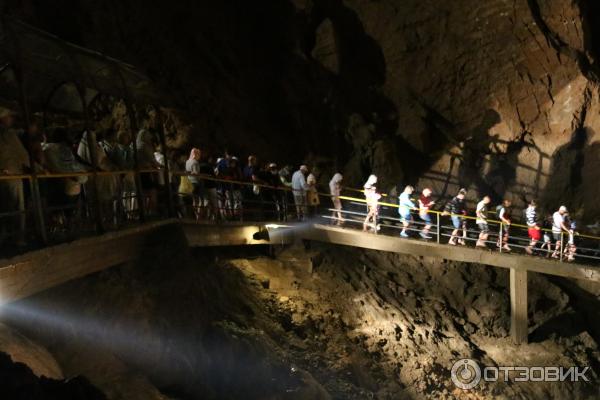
[1,220,599,345]
[0,221,287,307]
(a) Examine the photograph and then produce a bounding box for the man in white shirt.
[475,196,491,248]
[291,165,309,221]
[551,205,570,258]
[496,199,512,252]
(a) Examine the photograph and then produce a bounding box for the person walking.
[565,219,577,262]
[540,214,553,256]
[418,188,435,239]
[443,188,467,245]
[0,108,30,246]
[398,185,416,238]
[291,165,309,221]
[496,199,512,252]
[475,195,491,248]
[329,173,344,225]
[186,148,204,220]
[551,205,570,259]
[362,175,380,232]
[306,171,320,216]
[525,200,541,254]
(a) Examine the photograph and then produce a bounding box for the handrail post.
[499,223,503,253]
[436,212,440,244]
[155,107,174,217]
[4,17,48,245]
[77,86,104,234]
[560,231,564,262]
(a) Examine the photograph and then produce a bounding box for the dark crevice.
[526,0,599,81]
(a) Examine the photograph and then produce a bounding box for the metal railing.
[2,169,600,267]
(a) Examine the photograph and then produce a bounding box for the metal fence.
[2,170,600,266]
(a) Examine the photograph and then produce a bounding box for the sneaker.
[502,245,511,252]
[525,246,533,255]
[458,239,466,246]
[419,232,431,239]
[448,237,457,245]
[476,240,487,248]
[400,231,409,238]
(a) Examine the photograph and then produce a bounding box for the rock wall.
[6,0,600,219]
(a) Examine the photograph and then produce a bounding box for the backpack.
[496,205,503,215]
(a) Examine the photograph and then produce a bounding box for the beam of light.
[264,224,291,229]
[0,299,205,381]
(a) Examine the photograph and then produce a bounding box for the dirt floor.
[0,237,599,399]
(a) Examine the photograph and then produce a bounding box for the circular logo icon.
[451,358,481,390]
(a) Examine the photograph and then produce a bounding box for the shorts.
[294,193,307,207]
[331,197,342,210]
[552,232,562,242]
[451,215,462,229]
[478,223,489,233]
[400,213,412,222]
[419,213,432,224]
[528,228,541,241]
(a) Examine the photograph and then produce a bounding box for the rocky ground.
[0,235,598,399]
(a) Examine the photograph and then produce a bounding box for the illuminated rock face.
[9,0,600,218]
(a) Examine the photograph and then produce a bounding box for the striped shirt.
[525,206,537,227]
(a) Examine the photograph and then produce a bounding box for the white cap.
[559,205,568,213]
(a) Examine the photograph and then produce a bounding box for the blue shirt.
[399,192,415,215]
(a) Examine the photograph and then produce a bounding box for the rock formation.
[6,0,600,219]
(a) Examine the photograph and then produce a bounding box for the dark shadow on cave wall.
[416,108,554,208]
[303,0,419,179]
[541,127,600,222]
[437,109,534,203]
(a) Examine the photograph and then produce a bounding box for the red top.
[419,195,434,209]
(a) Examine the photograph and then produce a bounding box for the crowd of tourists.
[0,106,585,262]
[361,176,579,262]
[180,148,343,224]
[0,107,170,246]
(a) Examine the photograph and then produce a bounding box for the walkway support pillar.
[510,268,528,344]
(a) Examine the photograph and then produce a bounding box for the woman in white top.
[362,175,381,232]
[329,173,343,225]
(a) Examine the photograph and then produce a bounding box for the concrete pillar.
[510,268,528,344]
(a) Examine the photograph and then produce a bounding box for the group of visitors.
[361,176,579,261]
[0,106,170,246]
[181,148,344,223]
[0,104,585,264]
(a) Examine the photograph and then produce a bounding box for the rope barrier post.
[436,212,440,244]
[560,231,564,262]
